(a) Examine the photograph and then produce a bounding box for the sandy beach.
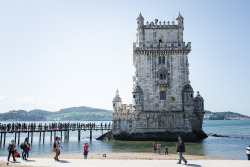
[1,152,241,167]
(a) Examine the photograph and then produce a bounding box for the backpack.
[7,144,13,151]
[20,143,24,149]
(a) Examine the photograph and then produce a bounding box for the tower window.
[191,94,193,98]
[160,91,166,100]
[133,95,135,98]
[160,73,166,80]
[113,103,115,107]
[158,57,161,64]
[159,39,162,43]
[162,56,165,64]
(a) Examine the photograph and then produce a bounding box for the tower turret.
[176,12,184,29]
[132,83,144,112]
[137,12,144,28]
[112,89,122,119]
[193,91,204,112]
[182,83,194,107]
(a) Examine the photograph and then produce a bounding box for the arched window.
[160,91,166,100]
[158,57,161,64]
[159,39,162,43]
[162,56,165,64]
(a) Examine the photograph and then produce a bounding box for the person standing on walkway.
[176,137,187,165]
[83,143,89,159]
[246,145,250,160]
[22,137,30,160]
[157,142,161,154]
[153,142,157,153]
[7,140,16,162]
[165,145,168,155]
[54,137,62,161]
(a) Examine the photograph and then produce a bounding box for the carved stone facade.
[112,13,207,141]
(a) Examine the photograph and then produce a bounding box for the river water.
[0,120,249,160]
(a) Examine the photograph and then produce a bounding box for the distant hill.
[204,110,250,120]
[0,106,112,121]
[0,107,249,121]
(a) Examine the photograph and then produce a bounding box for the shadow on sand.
[58,160,70,163]
[186,164,202,167]
[24,159,36,162]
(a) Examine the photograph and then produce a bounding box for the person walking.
[176,137,187,165]
[54,137,62,161]
[165,145,168,155]
[83,143,89,159]
[7,140,16,162]
[157,142,161,154]
[22,137,30,160]
[153,142,157,153]
[246,145,250,160]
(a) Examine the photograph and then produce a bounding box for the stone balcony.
[133,42,191,51]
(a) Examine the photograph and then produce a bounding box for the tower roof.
[183,84,193,92]
[113,89,122,102]
[133,83,143,93]
[194,91,203,100]
[137,12,144,20]
[176,11,184,20]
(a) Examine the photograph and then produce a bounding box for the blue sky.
[0,0,249,115]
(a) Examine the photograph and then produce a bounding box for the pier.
[0,122,112,145]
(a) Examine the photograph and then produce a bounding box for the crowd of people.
[0,122,111,131]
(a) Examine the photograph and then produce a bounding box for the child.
[165,145,168,155]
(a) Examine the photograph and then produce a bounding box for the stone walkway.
[0,157,249,167]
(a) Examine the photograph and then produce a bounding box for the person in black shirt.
[176,137,187,165]
[7,140,16,162]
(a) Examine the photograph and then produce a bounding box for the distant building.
[112,13,207,141]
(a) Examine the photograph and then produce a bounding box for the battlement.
[113,103,135,120]
[139,21,180,29]
[133,41,191,51]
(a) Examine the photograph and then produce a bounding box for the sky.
[0,0,249,115]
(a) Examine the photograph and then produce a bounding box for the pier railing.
[0,123,112,145]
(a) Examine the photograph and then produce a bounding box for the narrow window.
[191,94,193,98]
[163,74,166,80]
[158,57,161,64]
[162,56,165,64]
[160,74,163,80]
[113,103,115,107]
[160,91,166,100]
[133,95,135,98]
[159,39,162,43]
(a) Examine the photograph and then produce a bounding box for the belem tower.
[112,13,207,141]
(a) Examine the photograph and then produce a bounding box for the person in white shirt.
[246,145,250,160]
[157,142,161,154]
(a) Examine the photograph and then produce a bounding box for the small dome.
[133,84,143,93]
[194,91,203,100]
[183,84,193,92]
[113,90,122,102]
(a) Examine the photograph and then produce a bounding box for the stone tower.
[112,12,207,141]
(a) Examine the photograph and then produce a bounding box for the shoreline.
[32,152,229,160]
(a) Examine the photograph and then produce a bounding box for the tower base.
[112,130,207,141]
